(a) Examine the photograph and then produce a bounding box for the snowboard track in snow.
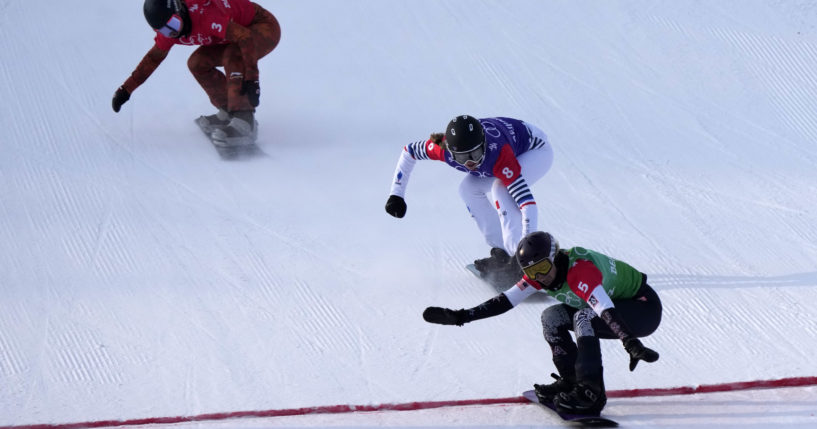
[4,376,815,429]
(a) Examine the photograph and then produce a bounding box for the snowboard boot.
[555,380,607,415]
[473,248,511,274]
[500,255,524,281]
[210,110,258,147]
[485,257,524,286]
[555,368,607,416]
[195,108,231,135]
[534,373,576,404]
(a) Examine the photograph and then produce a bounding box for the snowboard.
[522,390,618,427]
[195,117,266,161]
[465,263,521,292]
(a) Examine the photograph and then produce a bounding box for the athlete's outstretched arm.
[113,46,169,112]
[423,293,511,326]
[385,138,444,218]
[423,278,538,326]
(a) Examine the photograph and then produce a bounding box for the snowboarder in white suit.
[385,115,554,277]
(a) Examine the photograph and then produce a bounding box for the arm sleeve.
[388,140,442,197]
[566,259,636,341]
[503,278,541,306]
[122,45,170,93]
[493,145,537,234]
[462,278,541,323]
[566,259,615,316]
[462,293,514,322]
[519,193,537,236]
[600,307,636,341]
[388,146,418,198]
[226,20,259,81]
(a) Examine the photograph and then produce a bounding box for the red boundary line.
[4,376,816,429]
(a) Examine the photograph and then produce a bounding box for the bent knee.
[541,305,570,329]
[187,51,210,73]
[188,46,226,73]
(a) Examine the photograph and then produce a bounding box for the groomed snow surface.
[1,1,817,428]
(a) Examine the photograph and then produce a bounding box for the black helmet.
[144,0,190,33]
[445,115,484,152]
[516,232,560,288]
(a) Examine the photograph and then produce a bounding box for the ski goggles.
[449,144,485,168]
[521,257,554,280]
[157,15,183,38]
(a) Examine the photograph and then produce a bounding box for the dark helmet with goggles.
[516,231,561,289]
[144,0,190,38]
[445,115,485,169]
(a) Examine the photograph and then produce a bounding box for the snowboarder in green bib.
[423,231,662,416]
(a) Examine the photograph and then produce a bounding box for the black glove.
[623,338,659,371]
[385,195,407,218]
[423,307,469,326]
[112,86,130,112]
[240,80,260,107]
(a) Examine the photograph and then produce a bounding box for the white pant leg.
[458,174,505,250]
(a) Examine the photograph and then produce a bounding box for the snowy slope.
[1,0,816,427]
